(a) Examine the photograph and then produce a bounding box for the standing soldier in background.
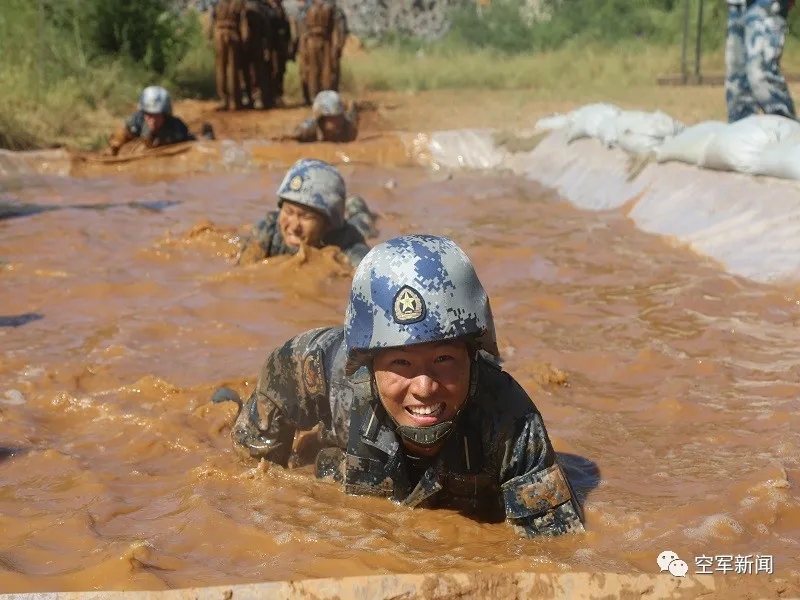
[329,1,348,92]
[241,0,273,109]
[298,0,335,106]
[725,0,797,122]
[211,0,246,111]
[264,0,292,107]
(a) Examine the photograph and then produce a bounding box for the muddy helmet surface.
[138,85,172,116]
[312,90,345,119]
[277,158,346,229]
[344,234,499,376]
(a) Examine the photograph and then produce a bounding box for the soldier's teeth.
[407,403,444,417]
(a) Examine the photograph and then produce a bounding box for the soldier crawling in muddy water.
[276,90,358,143]
[106,86,215,157]
[236,158,377,268]
[214,234,586,538]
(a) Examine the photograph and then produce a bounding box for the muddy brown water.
[1,147,799,594]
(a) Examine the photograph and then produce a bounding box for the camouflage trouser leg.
[745,1,796,119]
[344,194,378,239]
[726,4,758,122]
[726,1,796,122]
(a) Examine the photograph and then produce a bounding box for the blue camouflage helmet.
[313,90,346,119]
[138,85,172,116]
[277,158,346,229]
[344,234,499,376]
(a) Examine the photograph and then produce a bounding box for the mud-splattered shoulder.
[125,111,145,136]
[239,210,283,263]
[294,117,319,143]
[252,326,344,422]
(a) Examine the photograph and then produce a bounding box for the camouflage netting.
[178,0,477,41]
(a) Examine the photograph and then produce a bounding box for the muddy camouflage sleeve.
[237,212,279,264]
[124,111,146,136]
[291,118,319,143]
[498,412,586,537]
[231,327,342,466]
[344,195,378,240]
[108,112,141,152]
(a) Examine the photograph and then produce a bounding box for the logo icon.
[289,175,303,191]
[302,352,324,396]
[392,286,426,324]
[657,550,688,578]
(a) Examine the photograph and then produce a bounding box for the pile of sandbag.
[534,103,686,155]
[533,103,800,182]
[654,114,800,180]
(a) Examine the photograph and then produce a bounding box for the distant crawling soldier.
[278,90,358,143]
[236,158,377,268]
[214,234,586,539]
[106,86,214,157]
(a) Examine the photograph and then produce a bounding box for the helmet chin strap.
[395,420,456,449]
[372,351,480,451]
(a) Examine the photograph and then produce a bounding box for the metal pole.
[38,0,44,101]
[695,0,705,80]
[681,0,691,84]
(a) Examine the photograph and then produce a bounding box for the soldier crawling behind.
[236,158,377,268]
[106,86,215,157]
[215,234,586,539]
[277,90,358,143]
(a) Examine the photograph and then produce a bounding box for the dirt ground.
[174,85,742,143]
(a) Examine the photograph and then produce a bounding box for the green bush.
[444,0,735,54]
[0,0,214,149]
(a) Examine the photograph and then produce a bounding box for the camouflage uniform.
[288,90,359,143]
[108,111,196,154]
[237,158,373,268]
[225,235,585,538]
[241,0,273,109]
[264,0,292,101]
[298,0,335,102]
[328,1,348,92]
[725,0,796,122]
[343,194,378,239]
[212,0,246,110]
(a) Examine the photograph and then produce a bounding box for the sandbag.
[701,115,800,174]
[754,134,800,181]
[594,110,685,155]
[565,103,622,143]
[534,114,572,132]
[654,121,728,166]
